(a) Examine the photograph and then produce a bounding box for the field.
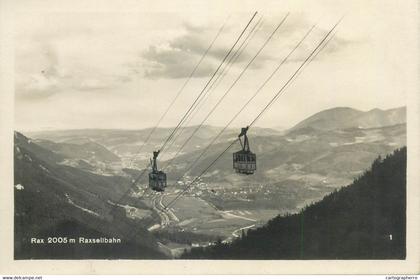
[161,193,280,240]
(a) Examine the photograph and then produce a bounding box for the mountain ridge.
[181,147,406,259]
[14,132,166,259]
[290,106,406,131]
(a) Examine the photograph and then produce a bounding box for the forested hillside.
[14,132,166,259]
[182,147,406,259]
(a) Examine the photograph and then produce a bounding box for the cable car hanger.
[238,126,250,152]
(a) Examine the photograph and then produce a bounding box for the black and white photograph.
[0,0,419,276]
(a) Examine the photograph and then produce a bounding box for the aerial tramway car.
[149,150,167,192]
[233,126,256,174]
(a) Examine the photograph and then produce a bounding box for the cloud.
[317,34,354,56]
[283,27,356,64]
[15,46,62,100]
[15,42,132,101]
[142,44,215,79]
[140,16,311,79]
[141,25,214,79]
[17,74,59,100]
[14,12,354,103]
[140,21,255,79]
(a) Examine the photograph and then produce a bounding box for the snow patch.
[148,224,161,231]
[287,135,311,142]
[39,165,50,173]
[178,218,196,226]
[15,184,24,190]
[65,193,100,217]
[107,200,152,220]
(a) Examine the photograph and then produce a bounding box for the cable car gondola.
[233,126,256,174]
[149,150,167,192]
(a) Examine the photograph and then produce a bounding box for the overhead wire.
[114,12,258,205]
[193,17,265,111]
[270,29,338,114]
[161,13,289,170]
[168,23,316,181]
[158,12,258,154]
[161,16,264,156]
[82,11,275,239]
[127,16,230,169]
[164,17,344,210]
[249,18,343,127]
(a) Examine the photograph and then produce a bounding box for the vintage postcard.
[0,0,418,275]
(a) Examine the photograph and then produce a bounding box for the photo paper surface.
[0,0,418,275]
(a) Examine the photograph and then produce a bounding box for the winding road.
[149,192,179,229]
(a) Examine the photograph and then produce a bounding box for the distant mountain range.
[15,106,407,258]
[181,147,406,259]
[24,106,406,210]
[34,138,120,163]
[291,107,406,131]
[162,107,406,200]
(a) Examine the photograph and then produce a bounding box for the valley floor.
[135,187,283,257]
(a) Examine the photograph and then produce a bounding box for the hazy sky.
[13,0,411,131]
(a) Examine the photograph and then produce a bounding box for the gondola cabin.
[233,126,256,174]
[149,170,167,192]
[149,150,167,192]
